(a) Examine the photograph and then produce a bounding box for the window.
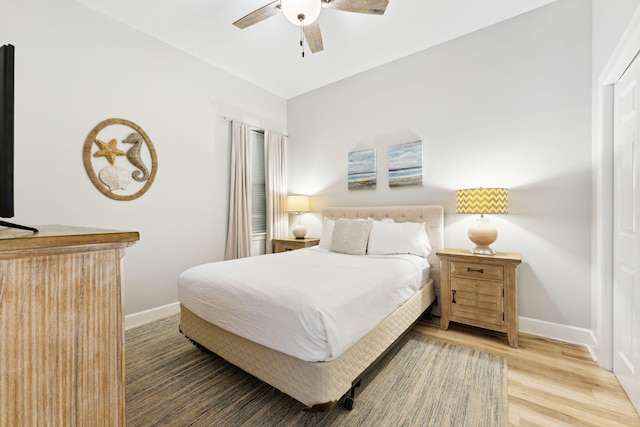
[250,130,266,235]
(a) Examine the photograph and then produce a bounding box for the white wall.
[593,0,640,73]
[288,0,593,329]
[0,0,287,315]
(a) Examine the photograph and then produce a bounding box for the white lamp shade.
[280,0,322,26]
[286,195,310,213]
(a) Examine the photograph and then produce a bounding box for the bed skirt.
[179,278,435,411]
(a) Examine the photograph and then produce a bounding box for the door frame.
[595,5,640,370]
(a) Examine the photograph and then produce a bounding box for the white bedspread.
[178,247,429,362]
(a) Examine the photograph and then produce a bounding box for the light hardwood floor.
[412,319,640,426]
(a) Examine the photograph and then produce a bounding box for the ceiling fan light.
[281,0,321,26]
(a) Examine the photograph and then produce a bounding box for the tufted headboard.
[322,205,444,292]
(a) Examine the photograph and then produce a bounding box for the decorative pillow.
[319,217,383,249]
[318,217,335,249]
[329,219,373,255]
[367,221,432,258]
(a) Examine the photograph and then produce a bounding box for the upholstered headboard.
[322,205,444,291]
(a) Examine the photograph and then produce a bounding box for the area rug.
[126,315,507,426]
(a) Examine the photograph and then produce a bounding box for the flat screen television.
[0,44,15,219]
[0,44,37,232]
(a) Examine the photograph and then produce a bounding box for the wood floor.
[412,319,640,426]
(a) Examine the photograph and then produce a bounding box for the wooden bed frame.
[179,205,444,412]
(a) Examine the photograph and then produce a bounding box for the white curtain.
[224,121,252,260]
[265,130,288,253]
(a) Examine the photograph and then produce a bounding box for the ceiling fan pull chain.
[300,26,305,58]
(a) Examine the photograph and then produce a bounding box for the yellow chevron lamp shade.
[456,188,508,215]
[456,188,508,255]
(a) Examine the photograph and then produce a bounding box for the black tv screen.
[0,44,14,219]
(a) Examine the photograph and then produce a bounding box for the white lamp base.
[292,224,307,239]
[468,217,498,255]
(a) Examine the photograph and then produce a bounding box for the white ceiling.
[77,0,558,99]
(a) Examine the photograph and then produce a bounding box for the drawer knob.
[467,267,484,274]
[451,290,457,304]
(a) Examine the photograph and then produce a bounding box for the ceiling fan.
[233,0,389,55]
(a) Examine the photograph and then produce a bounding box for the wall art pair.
[347,140,422,190]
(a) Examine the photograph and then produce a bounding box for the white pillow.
[367,221,432,258]
[318,217,335,249]
[329,219,373,255]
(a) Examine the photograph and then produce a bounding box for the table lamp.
[286,195,310,239]
[456,188,508,255]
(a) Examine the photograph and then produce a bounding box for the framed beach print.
[388,141,422,187]
[348,148,377,190]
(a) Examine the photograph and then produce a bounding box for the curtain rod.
[220,115,288,137]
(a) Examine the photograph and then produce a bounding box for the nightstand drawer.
[450,261,504,281]
[277,242,304,252]
[272,238,320,253]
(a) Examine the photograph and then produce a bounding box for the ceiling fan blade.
[233,1,281,29]
[303,21,324,53]
[321,0,388,15]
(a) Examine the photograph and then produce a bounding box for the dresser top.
[0,225,139,251]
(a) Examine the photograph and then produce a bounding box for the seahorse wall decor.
[123,133,150,182]
[83,118,158,201]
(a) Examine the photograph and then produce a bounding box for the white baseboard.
[519,316,597,361]
[125,302,180,330]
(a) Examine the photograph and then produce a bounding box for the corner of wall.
[519,316,598,362]
[125,302,180,330]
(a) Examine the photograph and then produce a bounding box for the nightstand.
[272,237,320,253]
[436,248,522,347]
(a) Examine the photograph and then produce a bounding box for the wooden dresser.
[0,225,139,426]
[436,248,522,347]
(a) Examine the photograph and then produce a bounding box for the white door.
[613,54,640,413]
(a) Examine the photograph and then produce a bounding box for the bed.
[178,205,444,412]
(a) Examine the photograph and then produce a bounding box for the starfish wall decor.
[83,118,158,201]
[93,138,125,165]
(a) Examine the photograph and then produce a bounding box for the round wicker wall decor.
[83,118,158,201]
